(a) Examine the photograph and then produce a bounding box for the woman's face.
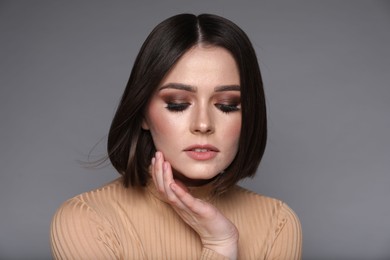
[143,46,241,185]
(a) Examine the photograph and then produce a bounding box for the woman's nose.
[190,106,215,135]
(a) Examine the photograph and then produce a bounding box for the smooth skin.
[142,46,241,184]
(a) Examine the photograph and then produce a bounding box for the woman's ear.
[141,118,150,130]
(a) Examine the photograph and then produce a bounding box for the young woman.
[51,13,302,259]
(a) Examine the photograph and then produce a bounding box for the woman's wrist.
[202,230,239,260]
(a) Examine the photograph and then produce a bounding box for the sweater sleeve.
[200,248,230,260]
[267,203,302,260]
[50,197,126,259]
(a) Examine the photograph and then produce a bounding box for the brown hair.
[107,13,267,195]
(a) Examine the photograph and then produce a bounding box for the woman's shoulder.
[225,184,283,205]
[219,185,301,249]
[53,177,146,218]
[223,187,302,259]
[221,185,299,220]
[64,178,124,204]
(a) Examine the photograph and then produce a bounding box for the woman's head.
[108,13,267,194]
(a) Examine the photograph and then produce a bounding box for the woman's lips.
[184,145,219,161]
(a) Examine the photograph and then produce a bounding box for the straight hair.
[107,13,267,195]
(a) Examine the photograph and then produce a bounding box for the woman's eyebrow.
[159,83,196,92]
[214,85,240,92]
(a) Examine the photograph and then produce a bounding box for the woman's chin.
[172,169,219,187]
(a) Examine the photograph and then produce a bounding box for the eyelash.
[165,102,240,113]
[165,102,190,112]
[215,103,240,113]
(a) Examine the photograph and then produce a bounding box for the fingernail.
[155,151,160,159]
[151,157,155,165]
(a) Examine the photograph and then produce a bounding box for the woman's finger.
[163,161,189,209]
[153,151,165,194]
[150,156,156,188]
[162,162,174,197]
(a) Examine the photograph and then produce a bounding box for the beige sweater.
[51,178,302,259]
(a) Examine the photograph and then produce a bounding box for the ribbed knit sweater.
[50,177,302,259]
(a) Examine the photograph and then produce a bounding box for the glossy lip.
[183,144,219,161]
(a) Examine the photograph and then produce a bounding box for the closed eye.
[215,103,241,113]
[165,102,190,112]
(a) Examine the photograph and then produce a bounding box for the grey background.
[0,1,389,259]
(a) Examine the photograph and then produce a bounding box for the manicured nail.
[151,157,155,165]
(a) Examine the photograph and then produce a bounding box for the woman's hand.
[151,151,238,260]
